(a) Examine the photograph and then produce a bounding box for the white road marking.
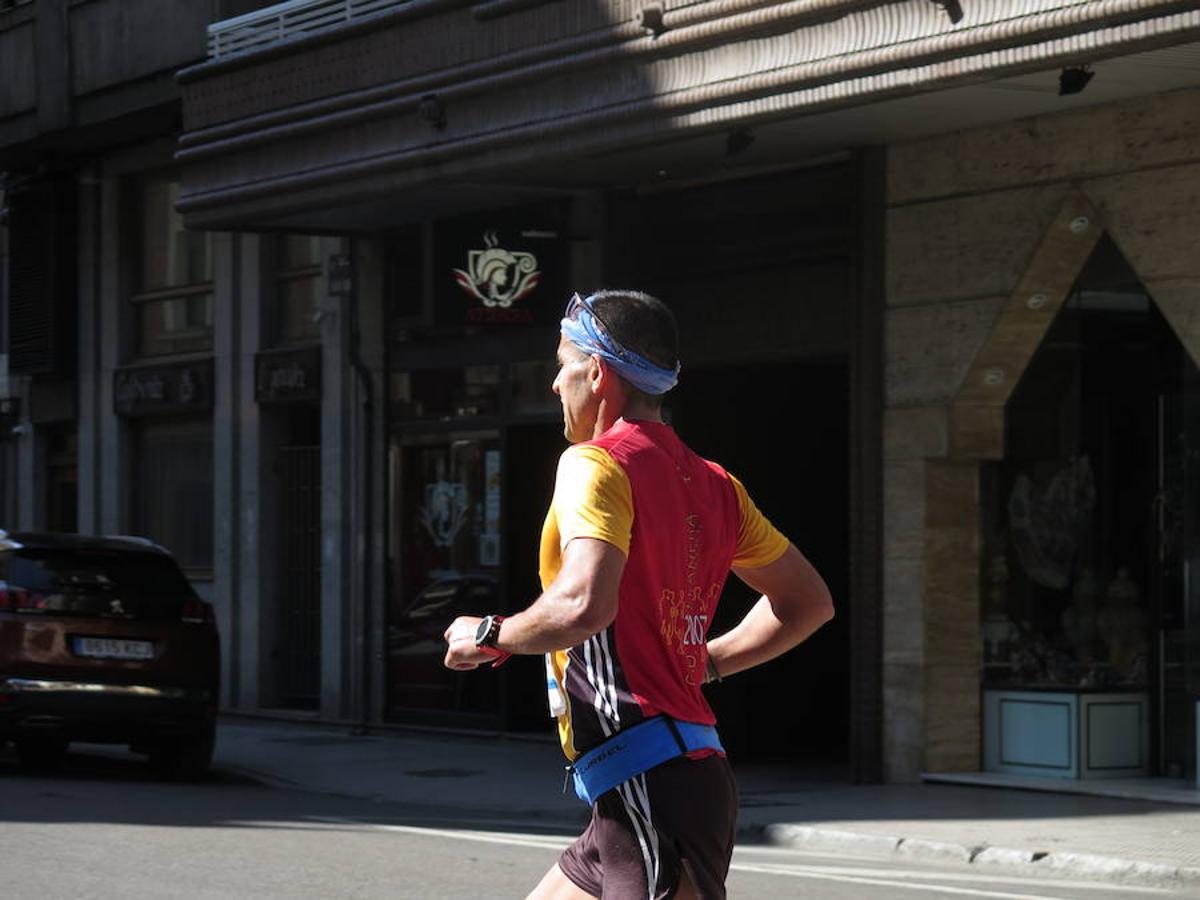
[308,817,574,852]
[729,855,1173,894]
[728,862,1072,899]
[306,817,1180,898]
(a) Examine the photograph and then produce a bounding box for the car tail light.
[181,598,215,625]
[0,586,44,612]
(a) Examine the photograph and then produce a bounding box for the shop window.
[275,235,323,345]
[387,435,502,717]
[131,176,213,357]
[134,420,214,574]
[510,359,560,416]
[981,237,1199,727]
[391,365,501,420]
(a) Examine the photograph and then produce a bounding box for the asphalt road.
[0,745,1193,899]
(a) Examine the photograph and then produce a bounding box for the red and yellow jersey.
[540,418,789,760]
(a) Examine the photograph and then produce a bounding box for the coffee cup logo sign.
[453,231,540,323]
[420,481,470,548]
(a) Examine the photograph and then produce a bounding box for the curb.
[755,823,1200,889]
[222,750,1200,892]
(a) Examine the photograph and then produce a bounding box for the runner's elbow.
[775,582,834,631]
[561,588,618,638]
[574,594,618,636]
[811,584,835,626]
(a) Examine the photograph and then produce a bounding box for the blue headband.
[560,295,680,395]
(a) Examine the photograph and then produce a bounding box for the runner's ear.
[587,354,607,394]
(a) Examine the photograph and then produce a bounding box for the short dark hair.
[588,289,678,369]
[586,289,679,406]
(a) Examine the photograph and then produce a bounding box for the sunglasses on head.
[563,293,628,361]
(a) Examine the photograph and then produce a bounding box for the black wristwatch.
[475,614,505,650]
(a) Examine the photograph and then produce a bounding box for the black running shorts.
[557,753,738,900]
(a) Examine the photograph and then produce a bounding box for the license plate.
[72,637,155,661]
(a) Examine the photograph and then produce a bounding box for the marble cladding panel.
[1088,162,1200,284]
[947,404,1005,461]
[883,661,926,782]
[885,297,1006,407]
[888,87,1200,205]
[884,460,925,561]
[886,185,1068,308]
[884,406,948,461]
[924,461,981,665]
[922,459,982,774]
[883,556,925,667]
[925,663,981,772]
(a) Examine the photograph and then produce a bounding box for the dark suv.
[0,531,219,776]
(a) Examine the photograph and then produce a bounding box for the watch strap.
[475,614,511,668]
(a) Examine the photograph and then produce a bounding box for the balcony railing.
[207,0,406,60]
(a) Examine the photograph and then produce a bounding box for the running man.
[443,289,834,899]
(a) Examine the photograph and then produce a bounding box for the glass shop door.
[1155,366,1200,782]
[386,430,504,724]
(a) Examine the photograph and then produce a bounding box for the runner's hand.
[443,616,492,671]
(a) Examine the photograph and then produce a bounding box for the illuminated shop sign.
[453,230,540,314]
[437,207,566,327]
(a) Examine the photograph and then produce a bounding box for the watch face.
[475,616,493,645]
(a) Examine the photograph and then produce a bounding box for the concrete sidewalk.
[214,715,1200,892]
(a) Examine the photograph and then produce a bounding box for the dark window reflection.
[387,436,502,717]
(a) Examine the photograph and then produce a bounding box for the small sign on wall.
[255,346,322,405]
[114,359,214,418]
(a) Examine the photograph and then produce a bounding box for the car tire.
[16,737,69,773]
[149,724,215,780]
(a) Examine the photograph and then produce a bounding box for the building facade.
[2,0,1198,786]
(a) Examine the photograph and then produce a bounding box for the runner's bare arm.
[705,543,833,679]
[443,537,625,669]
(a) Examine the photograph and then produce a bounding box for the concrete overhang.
[175,0,1200,231]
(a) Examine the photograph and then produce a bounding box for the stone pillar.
[319,236,353,720]
[236,234,264,711]
[349,237,388,725]
[212,230,264,710]
[95,174,126,535]
[881,407,945,781]
[76,167,102,535]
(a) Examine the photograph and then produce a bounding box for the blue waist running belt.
[568,716,724,805]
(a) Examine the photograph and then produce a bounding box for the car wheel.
[149,723,215,780]
[16,737,69,773]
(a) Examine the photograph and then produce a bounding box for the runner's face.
[552,335,598,443]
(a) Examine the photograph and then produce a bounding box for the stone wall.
[882,85,1200,780]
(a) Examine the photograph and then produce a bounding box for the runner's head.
[559,290,680,413]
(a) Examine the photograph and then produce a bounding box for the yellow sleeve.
[729,473,790,568]
[552,445,633,555]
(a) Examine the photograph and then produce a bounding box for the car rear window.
[0,549,197,621]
